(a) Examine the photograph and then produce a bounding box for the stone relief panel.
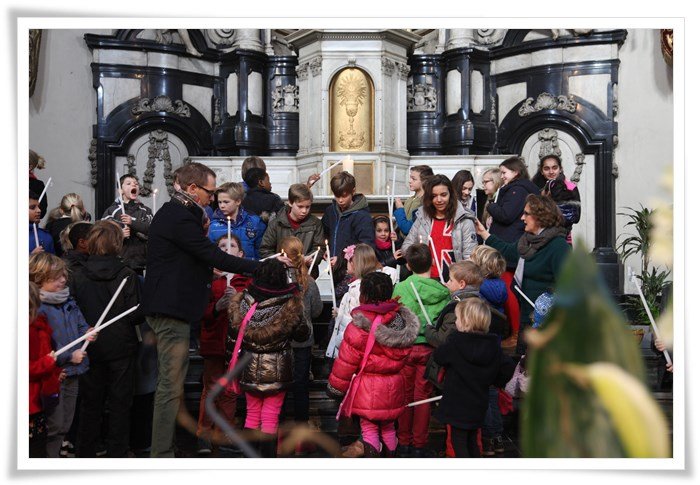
[396,62,410,80]
[475,29,506,46]
[309,57,322,77]
[296,63,309,80]
[518,92,577,117]
[272,83,299,112]
[248,71,264,116]
[538,128,562,159]
[470,70,484,114]
[330,67,374,152]
[446,70,462,115]
[381,58,396,76]
[131,95,191,117]
[227,72,238,116]
[407,82,437,112]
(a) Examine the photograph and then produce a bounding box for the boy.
[259,183,325,278]
[29,191,55,254]
[391,243,451,457]
[242,167,284,221]
[321,171,374,267]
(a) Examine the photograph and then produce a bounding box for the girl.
[372,215,403,268]
[401,175,478,283]
[29,281,62,458]
[196,234,249,454]
[432,299,515,458]
[226,259,309,457]
[393,165,434,237]
[531,154,581,244]
[208,182,266,260]
[280,236,323,448]
[451,169,480,217]
[70,220,142,457]
[101,174,153,273]
[328,272,419,457]
[46,193,91,257]
[471,246,508,316]
[326,244,398,359]
[30,253,94,458]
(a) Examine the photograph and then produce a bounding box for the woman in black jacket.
[70,220,143,458]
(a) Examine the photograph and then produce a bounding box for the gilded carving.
[29,29,42,97]
[330,68,374,152]
[132,96,191,118]
[272,84,299,112]
[538,129,562,160]
[518,93,577,117]
[661,29,673,66]
[407,83,437,112]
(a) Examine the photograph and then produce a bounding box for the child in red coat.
[28,281,62,458]
[328,272,419,457]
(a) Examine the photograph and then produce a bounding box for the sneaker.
[493,435,505,453]
[59,440,75,458]
[396,445,412,458]
[481,437,495,457]
[197,438,212,455]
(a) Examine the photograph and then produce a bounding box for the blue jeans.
[482,386,502,439]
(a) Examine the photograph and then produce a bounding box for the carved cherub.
[154,29,202,57]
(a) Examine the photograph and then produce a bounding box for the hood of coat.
[81,254,128,281]
[351,305,420,349]
[334,194,369,218]
[229,291,303,348]
[450,331,501,366]
[452,286,481,301]
[502,178,540,196]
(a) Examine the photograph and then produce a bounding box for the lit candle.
[342,155,354,175]
[152,188,158,213]
[260,252,282,261]
[307,246,321,275]
[419,234,423,245]
[33,223,40,249]
[226,216,232,252]
[325,239,337,308]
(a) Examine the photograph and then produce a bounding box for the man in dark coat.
[141,162,261,458]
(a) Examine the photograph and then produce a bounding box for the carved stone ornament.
[550,29,593,41]
[490,96,496,123]
[571,152,586,184]
[612,83,619,118]
[612,135,619,179]
[207,29,235,47]
[131,96,191,118]
[213,97,221,126]
[518,93,577,117]
[296,63,309,80]
[29,29,42,97]
[309,57,322,77]
[661,29,673,66]
[272,84,299,112]
[396,62,410,80]
[381,58,396,76]
[88,138,98,187]
[475,29,506,46]
[153,29,202,57]
[139,130,176,196]
[538,128,562,159]
[407,83,437,112]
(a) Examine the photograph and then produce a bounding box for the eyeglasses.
[196,184,216,197]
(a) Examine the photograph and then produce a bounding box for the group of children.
[28,155,529,460]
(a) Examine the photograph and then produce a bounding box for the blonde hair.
[351,243,381,279]
[449,261,483,287]
[29,149,45,170]
[29,281,41,322]
[29,253,68,288]
[216,182,245,202]
[87,220,124,255]
[455,298,491,333]
[280,236,309,291]
[49,193,86,224]
[473,246,506,278]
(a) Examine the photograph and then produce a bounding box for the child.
[391,243,451,457]
[226,259,309,457]
[327,272,420,457]
[30,253,93,458]
[280,236,323,444]
[259,183,325,278]
[70,221,142,457]
[471,246,508,315]
[196,234,249,454]
[240,155,266,192]
[393,165,433,237]
[60,221,92,288]
[432,299,515,458]
[208,182,266,260]
[102,174,153,273]
[29,281,62,458]
[372,215,403,268]
[46,193,92,257]
[29,191,55,255]
[326,244,398,359]
[321,171,375,270]
[242,167,285,222]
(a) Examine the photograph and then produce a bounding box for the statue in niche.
[154,29,202,57]
[538,129,562,160]
[331,68,373,151]
[407,83,437,112]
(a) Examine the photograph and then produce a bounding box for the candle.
[391,164,397,203]
[325,239,337,308]
[317,159,344,179]
[428,236,445,284]
[55,305,140,357]
[629,270,672,366]
[227,216,232,252]
[386,184,396,253]
[260,252,282,261]
[33,223,40,249]
[37,177,52,204]
[152,188,158,213]
[307,246,321,275]
[341,155,354,175]
[116,171,126,215]
[82,276,129,352]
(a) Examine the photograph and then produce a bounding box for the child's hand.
[48,351,57,361]
[86,327,98,342]
[393,249,403,260]
[329,256,337,268]
[213,268,224,278]
[58,370,67,382]
[394,197,403,209]
[122,226,131,238]
[215,287,235,313]
[390,231,398,241]
[306,173,321,187]
[70,350,86,364]
[120,214,132,226]
[654,338,667,353]
[31,246,44,255]
[331,307,338,318]
[277,255,294,267]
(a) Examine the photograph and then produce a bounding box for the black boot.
[259,432,277,458]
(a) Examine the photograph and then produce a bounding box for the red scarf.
[287,211,302,231]
[375,237,392,250]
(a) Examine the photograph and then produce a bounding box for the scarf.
[375,238,392,251]
[514,226,568,288]
[39,287,70,305]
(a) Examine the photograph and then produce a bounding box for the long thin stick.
[427,236,445,284]
[317,159,343,179]
[307,246,321,276]
[116,171,126,215]
[410,281,432,326]
[55,305,139,356]
[630,270,672,366]
[37,177,52,204]
[260,252,282,261]
[326,241,337,308]
[81,276,129,351]
[513,284,536,308]
[33,223,40,248]
[407,395,442,407]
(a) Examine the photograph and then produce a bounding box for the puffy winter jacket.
[208,207,266,260]
[102,198,153,271]
[486,178,540,244]
[29,315,61,414]
[392,275,451,345]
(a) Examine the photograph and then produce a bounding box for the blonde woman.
[45,193,91,257]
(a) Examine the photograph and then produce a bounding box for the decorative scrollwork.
[396,63,410,80]
[272,84,299,113]
[213,97,221,126]
[490,96,496,123]
[29,29,42,97]
[518,93,577,117]
[131,96,191,118]
[475,29,505,45]
[309,57,322,77]
[296,63,309,80]
[407,83,437,112]
[381,58,396,76]
[571,152,586,184]
[88,138,98,187]
[207,29,235,47]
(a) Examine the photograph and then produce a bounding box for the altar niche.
[329,67,375,152]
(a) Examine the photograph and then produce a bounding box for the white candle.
[342,155,354,175]
[227,216,232,252]
[260,252,282,261]
[386,184,396,253]
[152,188,158,213]
[406,395,442,407]
[630,270,672,366]
[37,177,52,204]
[33,223,40,249]
[307,246,321,275]
[55,305,140,357]
[116,171,126,215]
[325,239,337,308]
[410,281,432,326]
[82,276,129,352]
[428,236,445,284]
[391,164,397,203]
[317,159,344,179]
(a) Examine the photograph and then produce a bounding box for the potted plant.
[616,206,672,341]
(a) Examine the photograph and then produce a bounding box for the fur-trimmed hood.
[350,305,419,349]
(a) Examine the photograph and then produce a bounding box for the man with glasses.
[142,162,261,458]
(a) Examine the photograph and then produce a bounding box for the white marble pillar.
[446,29,476,50]
[233,29,264,52]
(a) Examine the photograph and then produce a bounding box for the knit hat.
[248,259,299,302]
[532,291,554,328]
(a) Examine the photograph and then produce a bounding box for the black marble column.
[265,56,299,156]
[406,55,444,156]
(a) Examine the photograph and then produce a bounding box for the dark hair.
[120,173,139,185]
[360,272,393,304]
[330,171,356,197]
[241,156,266,178]
[248,259,294,302]
[451,170,474,201]
[373,215,390,229]
[411,165,434,183]
[422,174,457,225]
[87,220,124,255]
[29,190,40,200]
[532,154,563,189]
[500,156,530,181]
[177,162,216,188]
[216,233,244,256]
[288,183,313,204]
[525,194,564,228]
[404,243,432,274]
[244,167,268,189]
[67,222,93,249]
